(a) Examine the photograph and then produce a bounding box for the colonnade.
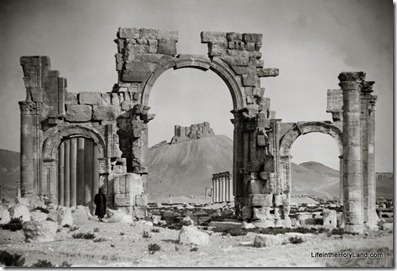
[57,138,99,207]
[212,172,233,203]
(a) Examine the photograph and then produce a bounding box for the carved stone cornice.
[338,71,366,82]
[338,72,366,90]
[361,81,375,93]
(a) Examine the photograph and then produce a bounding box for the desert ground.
[0,198,393,268]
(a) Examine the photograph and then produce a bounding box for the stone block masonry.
[18,28,378,233]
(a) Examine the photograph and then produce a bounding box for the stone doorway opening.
[146,68,233,203]
[289,133,341,199]
[57,138,99,209]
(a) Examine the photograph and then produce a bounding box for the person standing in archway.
[94,188,106,222]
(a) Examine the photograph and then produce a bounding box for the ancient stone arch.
[141,56,245,110]
[279,121,343,157]
[18,28,378,233]
[42,124,106,160]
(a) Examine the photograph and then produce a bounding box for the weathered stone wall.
[19,28,378,232]
[170,122,214,144]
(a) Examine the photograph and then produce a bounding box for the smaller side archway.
[278,121,344,206]
[41,125,109,206]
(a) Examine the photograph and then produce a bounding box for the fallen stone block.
[23,221,58,243]
[209,221,242,231]
[178,226,210,246]
[381,222,393,231]
[253,234,283,247]
[323,209,337,229]
[30,210,48,222]
[8,204,30,222]
[0,206,11,224]
[72,206,90,225]
[151,215,162,225]
[180,216,194,226]
[61,207,73,226]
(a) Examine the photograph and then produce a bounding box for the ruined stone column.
[338,72,365,234]
[77,138,85,205]
[64,140,71,207]
[70,138,77,207]
[211,178,214,202]
[217,179,221,203]
[92,144,99,204]
[58,142,65,205]
[229,177,233,201]
[225,176,230,201]
[363,84,378,229]
[339,156,343,205]
[220,177,224,202]
[48,159,58,205]
[84,139,93,205]
[19,101,35,197]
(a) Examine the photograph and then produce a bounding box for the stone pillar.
[84,139,93,206]
[217,179,220,203]
[19,101,35,197]
[229,177,233,201]
[225,176,229,201]
[221,177,224,202]
[362,82,378,229]
[338,72,365,234]
[92,144,99,205]
[48,159,58,204]
[64,140,71,207]
[58,142,65,206]
[77,138,85,205]
[339,156,343,205]
[211,178,215,202]
[70,138,77,207]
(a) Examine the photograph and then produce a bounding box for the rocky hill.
[147,134,233,198]
[291,161,340,198]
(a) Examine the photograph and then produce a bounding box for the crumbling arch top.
[141,54,245,111]
[279,121,343,157]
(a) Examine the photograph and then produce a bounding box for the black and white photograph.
[0,0,393,268]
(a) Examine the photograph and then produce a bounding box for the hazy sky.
[0,0,393,171]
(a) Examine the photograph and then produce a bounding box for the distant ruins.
[212,172,233,203]
[170,122,214,144]
[19,27,378,233]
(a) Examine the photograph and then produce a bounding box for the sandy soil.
[0,216,393,268]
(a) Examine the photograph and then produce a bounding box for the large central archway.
[141,55,245,111]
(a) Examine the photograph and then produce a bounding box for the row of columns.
[339,72,378,233]
[58,138,99,207]
[212,172,233,203]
